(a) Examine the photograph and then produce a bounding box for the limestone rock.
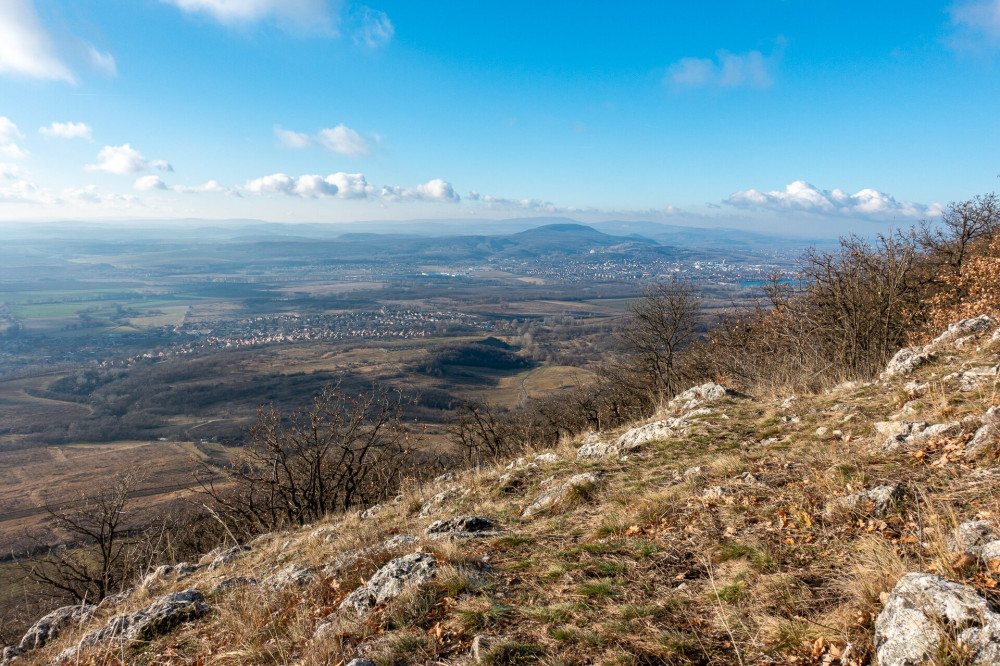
[668,382,734,412]
[207,545,249,570]
[419,487,463,517]
[881,345,934,379]
[425,515,499,538]
[17,604,94,652]
[339,552,437,616]
[264,563,318,589]
[211,576,258,593]
[874,572,1000,666]
[947,520,999,556]
[140,562,199,589]
[967,423,999,460]
[472,634,497,662]
[826,483,904,516]
[530,452,560,466]
[932,314,996,346]
[58,589,208,663]
[346,660,377,666]
[576,439,617,459]
[615,421,675,452]
[522,472,601,518]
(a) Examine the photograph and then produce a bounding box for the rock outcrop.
[339,552,438,617]
[875,573,1000,666]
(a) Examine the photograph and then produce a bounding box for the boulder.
[522,472,601,518]
[668,382,734,412]
[967,423,999,460]
[881,345,934,379]
[947,520,999,556]
[339,552,438,616]
[425,515,500,538]
[140,562,199,589]
[207,545,249,570]
[576,439,617,459]
[932,314,996,346]
[58,589,208,663]
[874,572,1000,666]
[263,563,318,589]
[17,604,94,652]
[615,421,675,452]
[826,484,905,516]
[418,487,463,517]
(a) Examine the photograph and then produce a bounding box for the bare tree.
[617,278,703,397]
[449,400,518,466]
[198,382,412,535]
[28,469,148,603]
[920,192,1000,274]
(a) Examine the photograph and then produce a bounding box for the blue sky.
[1,0,1000,235]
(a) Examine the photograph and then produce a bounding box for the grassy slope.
[19,327,1000,666]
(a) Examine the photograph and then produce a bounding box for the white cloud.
[245,173,296,195]
[0,143,29,159]
[134,175,168,191]
[61,185,139,208]
[0,118,23,143]
[666,47,777,89]
[317,124,370,156]
[381,178,460,203]
[87,144,170,175]
[951,1,1000,38]
[354,6,394,47]
[162,0,334,33]
[326,172,374,198]
[86,45,117,76]
[725,180,943,219]
[0,178,49,204]
[39,121,93,140]
[244,172,375,199]
[0,163,21,179]
[275,126,312,149]
[0,0,74,82]
[467,190,558,212]
[174,180,235,194]
[275,123,372,156]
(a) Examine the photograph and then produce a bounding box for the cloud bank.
[725,180,943,219]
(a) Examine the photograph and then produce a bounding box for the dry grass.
[17,328,1000,665]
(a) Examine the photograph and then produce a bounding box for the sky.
[2,0,1000,236]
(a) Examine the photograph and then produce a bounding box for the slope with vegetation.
[4,191,1000,665]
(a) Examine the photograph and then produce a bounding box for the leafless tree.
[617,278,703,397]
[920,192,1000,274]
[28,469,148,603]
[450,400,520,466]
[197,382,412,535]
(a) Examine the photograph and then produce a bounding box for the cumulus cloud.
[318,124,369,156]
[666,46,779,89]
[134,175,168,191]
[275,123,372,156]
[353,6,394,47]
[87,144,171,175]
[0,163,21,179]
[725,180,943,219]
[0,0,74,82]
[40,121,93,140]
[0,117,29,159]
[162,0,334,33]
[275,126,312,149]
[244,172,376,199]
[381,178,460,203]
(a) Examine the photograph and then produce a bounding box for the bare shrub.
[197,381,413,536]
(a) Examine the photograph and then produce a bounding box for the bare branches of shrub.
[197,381,412,535]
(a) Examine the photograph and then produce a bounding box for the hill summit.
[7,316,1000,665]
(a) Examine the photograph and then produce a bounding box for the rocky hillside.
[6,315,1000,666]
